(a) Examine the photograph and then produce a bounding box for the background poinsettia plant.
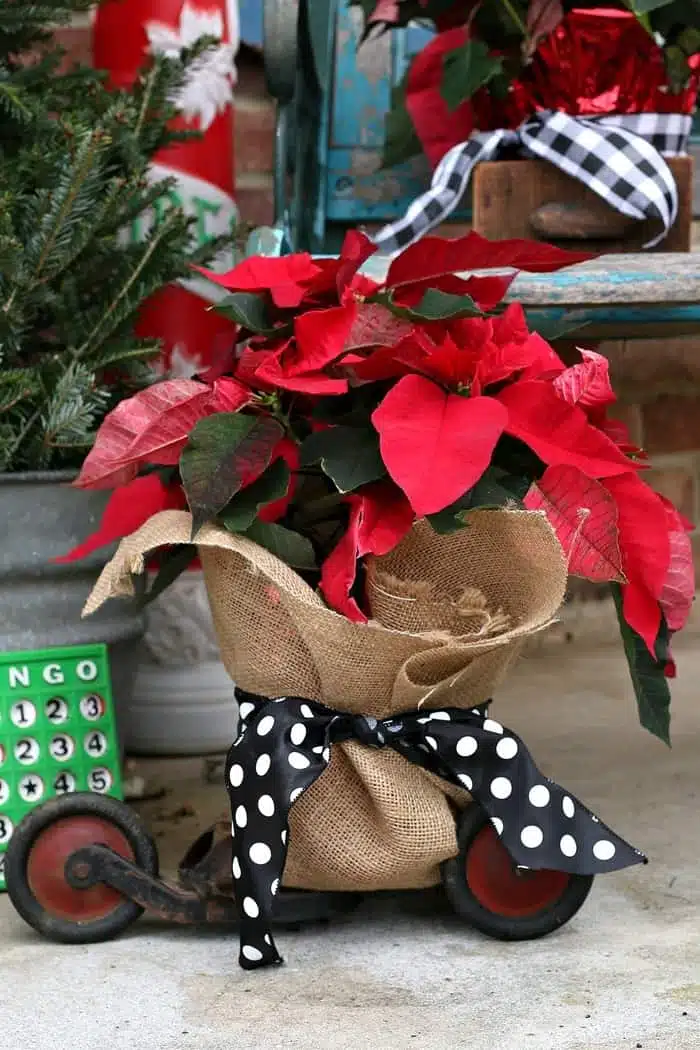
[351,0,700,168]
[65,230,693,743]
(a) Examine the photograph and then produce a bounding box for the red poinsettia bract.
[320,483,415,622]
[370,326,638,517]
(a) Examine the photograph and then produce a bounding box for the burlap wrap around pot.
[84,508,567,891]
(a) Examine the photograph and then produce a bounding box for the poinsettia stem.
[498,0,526,35]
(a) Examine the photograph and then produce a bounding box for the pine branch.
[0,369,41,413]
[0,4,236,470]
[0,78,33,122]
[133,64,159,146]
[41,360,110,450]
[75,208,191,358]
[3,126,112,306]
[91,339,163,371]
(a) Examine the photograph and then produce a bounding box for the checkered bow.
[373,110,692,255]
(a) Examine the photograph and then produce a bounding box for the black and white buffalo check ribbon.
[373,110,692,254]
[225,687,646,970]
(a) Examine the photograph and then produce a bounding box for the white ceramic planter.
[124,570,238,755]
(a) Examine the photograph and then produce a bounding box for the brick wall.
[58,19,277,226]
[53,12,93,65]
[235,46,275,226]
[604,338,700,571]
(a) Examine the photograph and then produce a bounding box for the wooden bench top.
[507,254,700,305]
[363,252,700,340]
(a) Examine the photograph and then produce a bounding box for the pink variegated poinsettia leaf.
[344,302,414,352]
[75,379,214,489]
[524,464,625,582]
[553,349,615,410]
[656,495,695,633]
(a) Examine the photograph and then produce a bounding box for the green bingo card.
[0,644,122,890]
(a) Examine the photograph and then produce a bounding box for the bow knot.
[226,691,646,972]
[349,714,387,748]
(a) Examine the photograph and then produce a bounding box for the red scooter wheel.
[5,793,158,945]
[442,805,594,940]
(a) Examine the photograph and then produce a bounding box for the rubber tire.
[5,793,159,945]
[441,805,594,941]
[263,0,300,103]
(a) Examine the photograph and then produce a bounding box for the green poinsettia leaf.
[219,458,291,533]
[441,39,504,111]
[376,287,484,322]
[611,583,672,745]
[623,0,676,14]
[300,425,386,493]
[216,291,280,334]
[137,544,198,608]
[677,26,700,54]
[663,44,695,92]
[181,412,283,537]
[428,468,530,534]
[312,385,385,427]
[410,288,484,321]
[244,519,316,569]
[523,314,591,342]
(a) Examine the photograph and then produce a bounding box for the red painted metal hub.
[466,824,571,918]
[27,817,134,922]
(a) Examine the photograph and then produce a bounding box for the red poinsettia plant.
[65,229,693,743]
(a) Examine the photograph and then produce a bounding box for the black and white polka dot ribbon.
[373,110,692,254]
[225,688,646,970]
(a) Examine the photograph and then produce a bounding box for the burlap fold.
[85,508,567,891]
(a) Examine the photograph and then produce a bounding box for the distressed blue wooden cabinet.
[324,7,442,231]
[261,0,700,251]
[262,0,469,253]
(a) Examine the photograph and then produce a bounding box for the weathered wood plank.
[364,253,700,304]
[507,254,700,306]
[362,253,700,339]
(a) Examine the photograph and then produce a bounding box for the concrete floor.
[2,623,699,1050]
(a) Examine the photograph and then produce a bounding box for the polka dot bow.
[226,689,646,970]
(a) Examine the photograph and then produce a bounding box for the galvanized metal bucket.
[0,472,144,741]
